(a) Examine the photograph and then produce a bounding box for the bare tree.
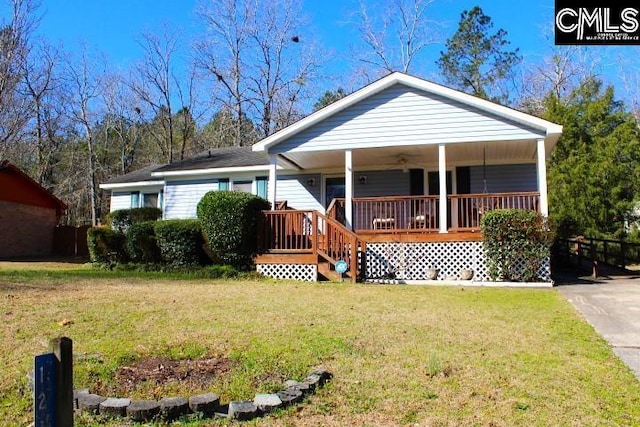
[129,28,178,163]
[101,72,143,174]
[20,41,64,185]
[196,0,253,146]
[518,46,601,114]
[196,0,321,144]
[616,47,640,127]
[64,47,104,226]
[354,0,439,76]
[0,0,40,158]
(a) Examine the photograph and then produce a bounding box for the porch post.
[536,138,549,217]
[438,144,448,233]
[268,154,277,209]
[345,150,354,229]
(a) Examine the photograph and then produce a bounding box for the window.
[131,192,140,208]
[256,176,268,199]
[233,180,252,193]
[143,193,158,208]
[218,178,229,191]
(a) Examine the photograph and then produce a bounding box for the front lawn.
[1,263,639,426]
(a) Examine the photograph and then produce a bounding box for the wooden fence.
[555,236,640,276]
[53,225,90,257]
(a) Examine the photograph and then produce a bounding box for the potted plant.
[460,268,474,280]
[426,264,439,280]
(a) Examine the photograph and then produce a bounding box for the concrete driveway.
[558,273,640,380]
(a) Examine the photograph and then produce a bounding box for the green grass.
[1,262,640,426]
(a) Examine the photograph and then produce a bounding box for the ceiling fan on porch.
[391,154,421,173]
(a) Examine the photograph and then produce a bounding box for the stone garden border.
[75,368,332,422]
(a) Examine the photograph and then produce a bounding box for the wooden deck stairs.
[257,210,365,283]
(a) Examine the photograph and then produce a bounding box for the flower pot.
[426,268,439,280]
[460,269,474,280]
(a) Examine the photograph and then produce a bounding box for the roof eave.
[152,164,273,178]
[99,180,165,190]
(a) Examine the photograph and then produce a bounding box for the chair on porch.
[372,204,396,230]
[408,199,435,230]
[409,213,434,230]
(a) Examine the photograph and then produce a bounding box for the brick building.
[0,161,67,259]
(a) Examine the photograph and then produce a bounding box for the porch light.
[359,175,367,185]
[307,178,316,186]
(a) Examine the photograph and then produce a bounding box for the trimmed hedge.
[126,221,161,264]
[197,191,270,268]
[87,227,128,265]
[106,207,162,233]
[481,209,554,282]
[154,219,208,267]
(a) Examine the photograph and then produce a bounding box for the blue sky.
[29,0,636,106]
[35,0,555,69]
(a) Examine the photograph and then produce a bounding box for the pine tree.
[436,6,520,104]
[544,78,640,238]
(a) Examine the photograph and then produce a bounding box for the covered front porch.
[251,72,561,283]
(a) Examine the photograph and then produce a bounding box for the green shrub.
[87,227,128,265]
[106,207,162,233]
[125,221,161,264]
[197,191,271,268]
[154,219,208,267]
[481,209,555,282]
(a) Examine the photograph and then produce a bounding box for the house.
[0,161,67,259]
[100,72,562,284]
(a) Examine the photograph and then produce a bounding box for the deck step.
[317,261,350,282]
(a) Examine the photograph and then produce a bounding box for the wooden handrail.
[557,236,640,273]
[328,192,539,233]
[258,209,364,282]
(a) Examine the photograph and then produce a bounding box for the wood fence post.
[590,244,598,279]
[620,241,626,269]
[50,337,73,426]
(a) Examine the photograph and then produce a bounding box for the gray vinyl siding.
[469,164,537,193]
[354,170,411,197]
[277,174,322,211]
[110,192,132,211]
[273,85,546,154]
[164,179,219,219]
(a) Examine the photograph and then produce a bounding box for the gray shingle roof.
[102,164,164,184]
[102,146,269,185]
[155,146,269,172]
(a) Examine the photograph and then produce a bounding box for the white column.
[438,144,448,233]
[536,139,549,217]
[268,154,277,209]
[345,150,354,229]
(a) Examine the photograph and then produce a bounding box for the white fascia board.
[151,164,274,178]
[99,181,164,190]
[252,72,563,153]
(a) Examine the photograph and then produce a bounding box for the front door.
[325,176,345,223]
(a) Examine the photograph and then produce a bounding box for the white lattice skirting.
[256,263,317,282]
[365,241,551,283]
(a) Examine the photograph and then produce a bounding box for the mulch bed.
[115,356,233,394]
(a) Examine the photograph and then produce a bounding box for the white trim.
[152,165,271,178]
[268,155,277,209]
[252,72,562,153]
[345,150,353,230]
[537,139,549,217]
[99,181,164,190]
[438,144,448,234]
